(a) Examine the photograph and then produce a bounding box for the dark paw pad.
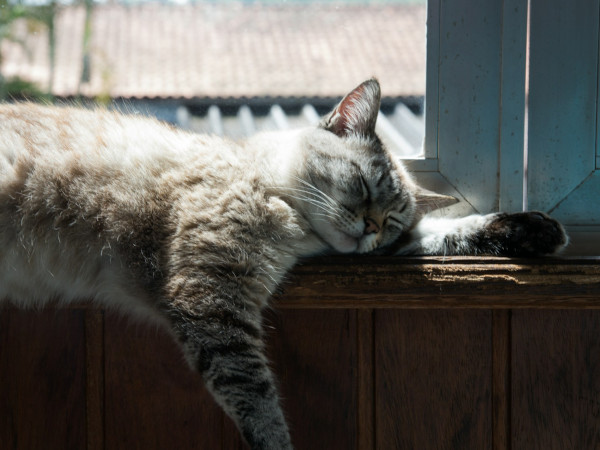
[488,211,568,256]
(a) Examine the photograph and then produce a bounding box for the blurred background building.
[0,0,426,156]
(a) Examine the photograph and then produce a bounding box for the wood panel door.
[512,311,600,449]
[2,305,600,449]
[0,310,87,450]
[374,310,493,450]
[99,309,360,450]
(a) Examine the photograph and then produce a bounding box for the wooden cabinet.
[2,257,600,449]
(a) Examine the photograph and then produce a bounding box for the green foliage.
[0,0,54,99]
[0,75,49,101]
[1,1,26,49]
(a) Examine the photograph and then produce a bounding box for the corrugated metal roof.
[170,101,425,158]
[1,3,426,99]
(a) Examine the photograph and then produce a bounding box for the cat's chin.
[325,230,360,253]
[311,220,359,253]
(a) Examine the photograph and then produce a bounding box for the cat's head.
[289,79,452,254]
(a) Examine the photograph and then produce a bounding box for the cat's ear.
[414,187,458,214]
[320,78,381,138]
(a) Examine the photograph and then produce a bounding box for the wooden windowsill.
[5,257,600,312]
[274,256,600,309]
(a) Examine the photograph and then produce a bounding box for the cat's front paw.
[487,211,568,256]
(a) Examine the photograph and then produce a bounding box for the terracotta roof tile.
[1,3,426,99]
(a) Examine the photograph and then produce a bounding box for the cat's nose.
[364,217,380,235]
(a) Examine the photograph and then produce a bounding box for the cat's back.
[0,103,260,307]
[0,103,247,209]
[0,103,211,178]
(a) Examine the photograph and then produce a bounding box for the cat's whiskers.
[285,191,341,217]
[274,184,343,219]
[272,176,341,216]
[257,266,278,285]
[311,212,335,219]
[277,186,335,205]
[289,178,346,220]
[283,193,342,219]
[334,214,360,236]
[294,177,340,207]
[277,184,335,203]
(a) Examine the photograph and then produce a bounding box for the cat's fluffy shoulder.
[0,103,307,313]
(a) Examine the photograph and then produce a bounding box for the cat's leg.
[161,298,292,450]
[395,211,568,256]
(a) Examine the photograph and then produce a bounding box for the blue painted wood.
[527,0,600,219]
[424,0,440,162]
[424,0,531,214]
[423,0,599,241]
[499,0,528,213]
[598,16,600,173]
[551,172,600,225]
[423,0,531,214]
[436,0,504,214]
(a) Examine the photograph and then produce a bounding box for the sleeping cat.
[0,79,566,449]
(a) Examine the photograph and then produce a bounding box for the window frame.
[411,0,528,218]
[526,0,600,228]
[419,0,600,255]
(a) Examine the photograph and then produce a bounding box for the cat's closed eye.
[359,173,370,202]
[385,213,408,229]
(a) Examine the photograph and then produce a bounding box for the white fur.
[396,214,497,256]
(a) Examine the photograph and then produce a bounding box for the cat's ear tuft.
[414,188,458,214]
[321,78,381,138]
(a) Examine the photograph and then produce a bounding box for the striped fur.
[0,80,418,449]
[0,79,567,449]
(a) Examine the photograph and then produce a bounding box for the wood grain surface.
[374,310,493,450]
[0,310,87,450]
[512,310,600,449]
[275,256,600,309]
[265,309,358,450]
[2,257,600,449]
[102,312,224,450]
